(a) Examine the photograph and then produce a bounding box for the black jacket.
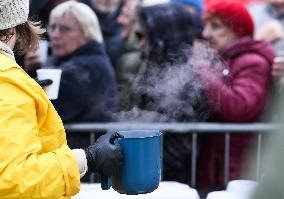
[45,40,118,123]
[131,4,207,184]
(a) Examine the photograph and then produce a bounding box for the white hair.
[49,0,103,43]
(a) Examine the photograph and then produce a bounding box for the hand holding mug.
[84,132,124,176]
[98,130,162,195]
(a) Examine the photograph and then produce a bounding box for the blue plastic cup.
[101,130,162,195]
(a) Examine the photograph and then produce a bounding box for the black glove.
[85,131,124,176]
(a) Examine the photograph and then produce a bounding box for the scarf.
[0,41,15,60]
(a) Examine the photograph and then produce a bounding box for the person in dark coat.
[26,1,118,154]
[46,41,117,123]
[128,3,206,185]
[194,0,275,189]
[115,0,141,111]
[47,1,117,123]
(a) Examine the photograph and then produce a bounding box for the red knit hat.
[204,0,254,37]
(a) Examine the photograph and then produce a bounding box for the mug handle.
[101,175,112,190]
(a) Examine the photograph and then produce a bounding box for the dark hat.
[138,3,203,48]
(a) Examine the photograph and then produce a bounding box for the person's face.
[48,12,88,58]
[202,16,237,52]
[117,1,137,38]
[92,0,121,14]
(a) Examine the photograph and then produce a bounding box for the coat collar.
[0,53,21,71]
[0,41,15,60]
[220,37,275,66]
[52,40,106,64]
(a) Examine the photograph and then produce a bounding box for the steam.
[113,42,223,122]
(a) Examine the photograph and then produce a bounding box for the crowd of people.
[25,0,284,190]
[0,0,284,198]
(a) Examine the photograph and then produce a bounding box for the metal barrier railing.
[64,122,281,187]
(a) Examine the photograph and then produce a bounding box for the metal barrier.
[64,122,281,187]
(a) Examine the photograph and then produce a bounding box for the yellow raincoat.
[0,54,80,198]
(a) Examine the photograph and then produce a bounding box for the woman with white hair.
[0,0,123,198]
[27,1,118,125]
[47,0,118,123]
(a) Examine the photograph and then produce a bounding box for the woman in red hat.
[195,0,275,188]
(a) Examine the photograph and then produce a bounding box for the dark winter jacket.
[133,3,206,122]
[130,3,205,185]
[44,40,118,123]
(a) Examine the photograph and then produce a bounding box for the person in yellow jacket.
[0,0,123,198]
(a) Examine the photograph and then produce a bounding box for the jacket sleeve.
[199,53,271,122]
[0,81,80,198]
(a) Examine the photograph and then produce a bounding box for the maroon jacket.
[197,37,275,187]
[200,37,274,122]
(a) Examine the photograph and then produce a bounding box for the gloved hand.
[35,78,53,86]
[85,131,124,176]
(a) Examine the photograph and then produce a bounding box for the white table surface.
[72,181,200,199]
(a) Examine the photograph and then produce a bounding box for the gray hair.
[49,0,103,43]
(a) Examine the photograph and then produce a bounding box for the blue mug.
[101,130,162,195]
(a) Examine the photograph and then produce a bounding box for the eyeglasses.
[47,24,76,34]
